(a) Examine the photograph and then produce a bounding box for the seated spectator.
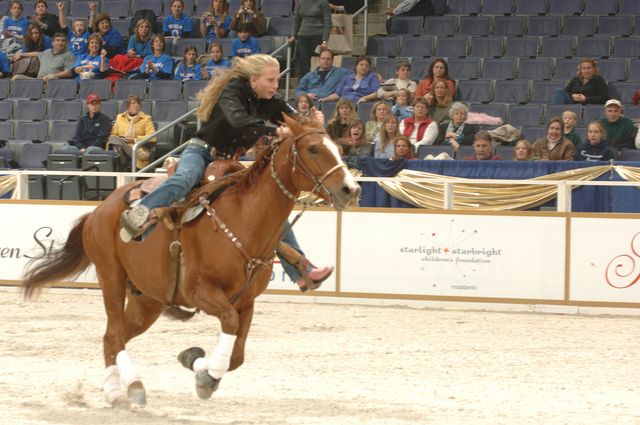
[532,117,575,160]
[0,51,10,77]
[553,58,608,105]
[385,0,434,33]
[415,58,455,99]
[427,80,453,125]
[513,139,533,161]
[326,98,358,140]
[201,0,231,43]
[399,96,438,147]
[57,93,113,155]
[575,121,615,162]
[72,33,108,82]
[163,0,193,38]
[437,102,478,152]
[203,42,231,78]
[229,0,266,38]
[295,93,314,118]
[174,45,201,80]
[365,101,390,142]
[12,32,74,81]
[391,88,412,121]
[336,120,372,166]
[89,12,125,58]
[391,135,418,160]
[9,24,51,77]
[562,110,581,146]
[231,24,260,58]
[463,130,502,161]
[377,61,416,101]
[374,115,399,159]
[296,48,348,101]
[109,19,152,74]
[21,24,52,53]
[57,1,89,56]
[2,1,30,38]
[322,56,380,104]
[107,95,156,170]
[599,99,640,151]
[29,0,61,38]
[130,34,174,80]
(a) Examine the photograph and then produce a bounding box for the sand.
[1,289,639,425]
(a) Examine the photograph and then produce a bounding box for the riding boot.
[120,204,151,242]
[276,241,334,292]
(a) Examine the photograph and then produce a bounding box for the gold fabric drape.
[0,175,16,198]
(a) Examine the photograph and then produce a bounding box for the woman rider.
[120,54,332,290]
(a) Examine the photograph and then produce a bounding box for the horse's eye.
[308,145,319,154]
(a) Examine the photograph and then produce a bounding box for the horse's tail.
[22,214,91,299]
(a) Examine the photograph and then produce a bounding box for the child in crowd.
[201,0,231,43]
[365,101,390,142]
[21,24,52,53]
[391,136,417,160]
[374,115,400,159]
[173,45,201,80]
[230,24,260,58]
[57,2,89,56]
[574,121,615,161]
[2,0,30,37]
[337,120,372,166]
[377,61,416,101]
[163,0,193,38]
[295,93,313,117]
[326,98,358,140]
[391,88,413,121]
[203,42,231,78]
[133,34,174,80]
[513,139,533,161]
[562,110,582,146]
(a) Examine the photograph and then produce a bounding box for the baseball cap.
[86,93,101,104]
[605,99,622,108]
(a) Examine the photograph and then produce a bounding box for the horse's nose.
[342,184,361,203]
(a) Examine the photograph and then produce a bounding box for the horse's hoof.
[127,382,147,407]
[194,370,220,400]
[178,347,206,371]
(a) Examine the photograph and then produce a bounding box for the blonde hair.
[587,120,607,140]
[369,100,390,121]
[379,115,399,154]
[196,54,279,121]
[430,80,453,107]
[327,98,358,128]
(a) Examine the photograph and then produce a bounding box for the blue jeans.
[553,88,573,104]
[139,144,305,282]
[56,145,117,156]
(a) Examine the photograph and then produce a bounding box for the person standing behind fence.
[288,0,331,78]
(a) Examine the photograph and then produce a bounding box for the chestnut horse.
[22,114,360,408]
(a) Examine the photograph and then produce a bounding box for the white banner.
[339,212,566,300]
[570,217,640,303]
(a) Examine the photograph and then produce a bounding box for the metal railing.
[353,0,370,47]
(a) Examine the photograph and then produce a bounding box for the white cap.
[605,99,622,108]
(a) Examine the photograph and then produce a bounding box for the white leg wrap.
[103,365,126,405]
[192,332,237,379]
[116,350,141,388]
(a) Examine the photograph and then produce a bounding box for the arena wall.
[1,200,639,309]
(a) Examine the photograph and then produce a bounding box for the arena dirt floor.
[1,289,639,425]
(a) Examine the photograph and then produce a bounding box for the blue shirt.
[127,37,152,58]
[73,53,109,81]
[0,51,10,75]
[2,17,29,37]
[204,15,231,42]
[296,66,349,99]
[231,37,260,58]
[99,28,125,55]
[335,72,380,103]
[163,14,193,37]
[204,57,231,78]
[140,53,174,80]
[174,63,202,80]
[68,29,89,56]
[24,35,53,53]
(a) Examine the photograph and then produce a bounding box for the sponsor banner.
[570,218,640,303]
[340,212,566,300]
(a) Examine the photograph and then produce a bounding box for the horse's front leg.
[229,302,254,371]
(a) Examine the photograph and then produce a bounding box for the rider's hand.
[276,126,292,139]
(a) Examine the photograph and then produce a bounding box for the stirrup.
[119,208,156,243]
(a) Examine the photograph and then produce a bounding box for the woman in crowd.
[513,139,534,161]
[203,42,231,78]
[326,98,358,140]
[30,0,61,37]
[415,58,455,99]
[321,56,380,104]
[427,80,453,125]
[89,12,125,57]
[391,136,417,160]
[374,115,400,159]
[108,95,156,170]
[17,24,51,54]
[229,0,266,37]
[436,102,477,152]
[532,117,576,160]
[553,58,608,105]
[110,18,152,73]
[72,33,108,82]
[174,45,202,80]
[365,101,390,142]
[131,34,174,80]
[398,96,438,147]
[295,93,314,117]
[201,0,231,43]
[57,1,89,56]
[337,120,372,166]
[289,0,331,77]
[163,0,193,38]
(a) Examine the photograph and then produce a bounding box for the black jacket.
[436,122,478,146]
[70,112,113,149]
[195,78,295,155]
[564,75,608,104]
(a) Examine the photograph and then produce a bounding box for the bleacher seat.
[582,105,603,124]
[258,37,274,54]
[148,80,182,101]
[507,104,544,127]
[82,100,117,120]
[261,0,292,17]
[612,37,640,58]
[341,57,357,70]
[398,36,434,57]
[11,79,43,99]
[82,154,117,199]
[216,39,234,56]
[71,0,94,18]
[101,0,130,18]
[19,142,52,169]
[48,120,78,143]
[14,121,48,141]
[549,0,582,15]
[0,79,10,100]
[545,104,582,124]
[409,58,431,81]
[456,145,475,159]
[539,37,575,58]
[618,149,640,161]
[492,16,525,36]
[526,16,561,37]
[0,101,12,120]
[456,80,492,103]
[117,99,152,116]
[468,36,503,58]
[135,0,165,14]
[423,16,456,37]
[618,0,640,15]
[583,0,617,15]
[357,102,374,123]
[481,58,515,80]
[627,59,640,82]
[552,59,581,81]
[530,81,565,104]
[458,16,491,36]
[598,16,632,37]
[514,0,547,15]
[0,121,13,140]
[267,17,294,36]
[575,37,610,58]
[320,101,337,125]
[193,0,210,16]
[517,58,553,80]
[495,145,515,160]
[388,16,423,36]
[493,80,529,104]
[597,59,627,82]
[374,57,407,80]
[504,37,539,58]
[46,153,82,200]
[13,100,47,121]
[562,16,596,37]
[365,36,400,57]
[448,58,480,80]
[183,80,208,100]
[469,103,507,122]
[447,0,481,15]
[114,80,147,100]
[417,145,454,159]
[481,0,513,16]
[608,83,637,105]
[111,19,131,37]
[172,37,206,57]
[0,147,13,168]
[520,126,546,142]
[153,100,188,122]
[79,79,111,101]
[48,99,82,121]
[434,37,467,58]
[44,79,77,99]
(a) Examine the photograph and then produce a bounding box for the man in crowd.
[463,130,502,161]
[11,32,75,81]
[296,48,348,102]
[599,99,640,152]
[57,93,113,155]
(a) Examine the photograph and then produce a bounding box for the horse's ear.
[282,113,302,134]
[307,109,324,130]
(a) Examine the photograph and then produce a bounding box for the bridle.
[269,128,348,208]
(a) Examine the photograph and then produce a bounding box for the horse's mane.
[228,141,277,195]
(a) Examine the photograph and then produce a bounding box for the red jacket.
[401,116,434,143]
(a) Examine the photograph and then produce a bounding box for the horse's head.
[273,113,360,210]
